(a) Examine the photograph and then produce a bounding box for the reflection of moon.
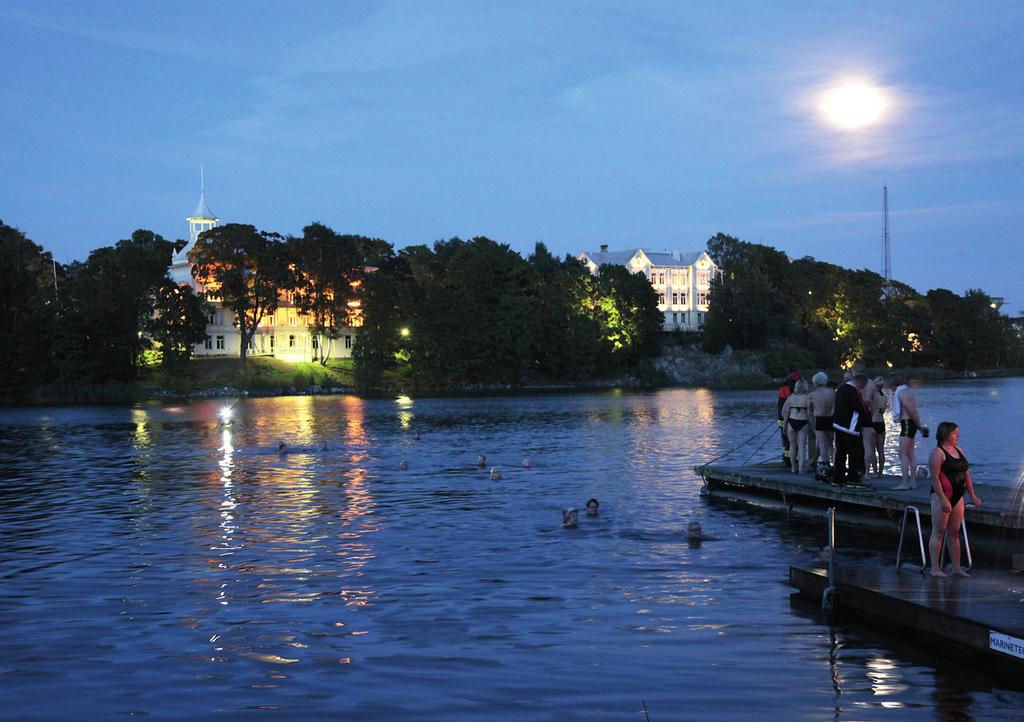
[820,83,886,129]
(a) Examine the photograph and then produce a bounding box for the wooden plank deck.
[696,462,1024,538]
[790,562,1024,678]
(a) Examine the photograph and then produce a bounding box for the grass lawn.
[152,356,355,392]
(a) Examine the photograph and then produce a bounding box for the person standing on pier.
[927,422,981,577]
[808,371,835,472]
[776,371,799,468]
[831,367,868,486]
[890,373,929,490]
[781,378,811,473]
[863,376,888,478]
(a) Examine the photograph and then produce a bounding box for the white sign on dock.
[989,631,1024,660]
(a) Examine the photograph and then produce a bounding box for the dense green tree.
[189,224,293,365]
[288,223,376,364]
[527,244,604,380]
[702,266,795,353]
[0,221,60,399]
[593,263,664,362]
[64,229,176,382]
[149,282,210,368]
[403,237,539,385]
[353,252,412,389]
[704,233,799,355]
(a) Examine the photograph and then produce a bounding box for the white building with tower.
[578,245,719,332]
[170,186,359,362]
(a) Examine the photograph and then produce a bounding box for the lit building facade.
[169,191,361,362]
[578,246,719,331]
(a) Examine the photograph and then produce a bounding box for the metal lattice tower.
[882,185,891,287]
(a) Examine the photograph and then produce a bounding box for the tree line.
[702,233,1023,372]
[2,218,1019,402]
[0,219,663,400]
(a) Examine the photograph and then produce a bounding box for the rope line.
[698,420,777,470]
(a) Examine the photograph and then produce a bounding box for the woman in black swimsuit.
[927,422,982,577]
[781,379,811,474]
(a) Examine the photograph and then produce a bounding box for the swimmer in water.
[686,521,718,544]
[585,498,599,516]
[489,467,502,480]
[477,454,487,469]
[400,460,409,471]
[562,508,579,529]
[277,441,288,455]
[522,457,531,468]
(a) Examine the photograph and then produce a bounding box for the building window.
[215,335,225,350]
[697,292,709,306]
[658,292,666,306]
[269,334,275,350]
[207,312,215,325]
[344,335,352,350]
[289,334,296,348]
[290,315,297,327]
[672,292,680,305]
[697,270,710,286]
[312,337,318,350]
[203,336,212,350]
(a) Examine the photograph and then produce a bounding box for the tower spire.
[186,166,219,244]
[882,185,891,293]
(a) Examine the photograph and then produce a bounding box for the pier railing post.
[823,507,837,612]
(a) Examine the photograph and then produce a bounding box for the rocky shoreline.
[15,348,1019,406]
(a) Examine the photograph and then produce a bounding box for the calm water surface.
[2,380,1023,720]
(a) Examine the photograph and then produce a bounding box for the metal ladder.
[896,505,972,572]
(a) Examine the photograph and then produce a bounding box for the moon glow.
[819,83,887,130]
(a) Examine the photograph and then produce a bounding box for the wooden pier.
[696,462,1024,559]
[790,562,1024,681]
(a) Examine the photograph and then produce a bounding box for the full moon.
[819,83,887,129]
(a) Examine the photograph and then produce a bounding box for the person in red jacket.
[776,370,799,467]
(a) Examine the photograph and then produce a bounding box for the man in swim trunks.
[889,373,929,490]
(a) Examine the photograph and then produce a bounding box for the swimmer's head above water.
[562,508,579,528]
[585,498,599,516]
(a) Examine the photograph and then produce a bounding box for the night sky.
[2,1,1021,310]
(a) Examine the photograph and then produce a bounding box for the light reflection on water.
[0,380,1022,719]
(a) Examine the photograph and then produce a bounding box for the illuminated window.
[345,335,352,350]
[697,292,708,306]
[215,335,225,350]
[697,270,710,286]
[672,292,680,305]
[290,315,297,327]
[658,292,666,305]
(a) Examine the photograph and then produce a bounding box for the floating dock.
[790,562,1024,682]
[696,461,1024,559]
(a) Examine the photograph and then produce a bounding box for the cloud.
[751,200,1010,232]
[0,4,246,66]
[281,1,495,76]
